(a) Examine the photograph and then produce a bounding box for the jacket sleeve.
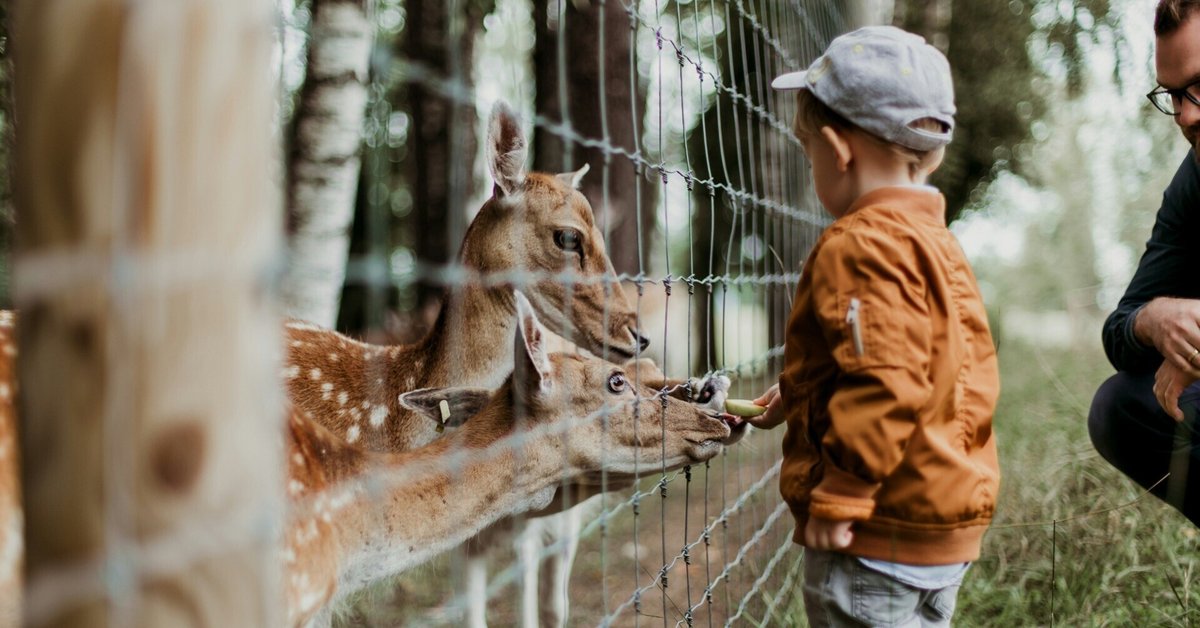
[1103,149,1200,374]
[806,228,934,522]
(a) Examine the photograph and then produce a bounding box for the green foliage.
[896,0,1124,220]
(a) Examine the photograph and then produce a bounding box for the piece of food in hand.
[724,398,767,418]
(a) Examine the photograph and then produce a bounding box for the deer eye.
[553,229,582,253]
[606,372,627,394]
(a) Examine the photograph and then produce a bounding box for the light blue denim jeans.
[802,549,963,627]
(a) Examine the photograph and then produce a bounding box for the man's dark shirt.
[1103,148,1200,374]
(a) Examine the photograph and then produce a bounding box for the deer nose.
[632,329,650,353]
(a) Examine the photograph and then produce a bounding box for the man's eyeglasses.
[1147,79,1200,116]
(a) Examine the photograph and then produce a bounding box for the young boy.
[747,26,1000,627]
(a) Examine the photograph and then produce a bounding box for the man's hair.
[1155,0,1200,36]
[792,89,946,172]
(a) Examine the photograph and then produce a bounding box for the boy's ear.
[820,125,853,173]
[923,146,947,177]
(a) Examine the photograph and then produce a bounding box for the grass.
[953,337,1200,626]
[780,334,1200,626]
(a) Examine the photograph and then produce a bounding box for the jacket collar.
[844,185,947,226]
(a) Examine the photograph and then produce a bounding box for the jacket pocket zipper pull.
[846,298,864,356]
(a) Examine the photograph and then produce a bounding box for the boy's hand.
[744,384,785,429]
[804,516,854,550]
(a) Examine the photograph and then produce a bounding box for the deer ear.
[399,387,492,429]
[512,291,552,398]
[487,101,527,197]
[555,163,590,190]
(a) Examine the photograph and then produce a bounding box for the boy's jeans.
[802,549,962,627]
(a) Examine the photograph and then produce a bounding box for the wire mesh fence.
[11,0,1200,626]
[326,0,849,625]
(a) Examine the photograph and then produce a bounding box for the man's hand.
[804,516,854,550]
[1134,297,1200,374]
[1154,360,1200,421]
[745,384,786,429]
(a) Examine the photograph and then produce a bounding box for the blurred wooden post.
[11,0,283,626]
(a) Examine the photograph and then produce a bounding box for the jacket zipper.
[846,298,864,356]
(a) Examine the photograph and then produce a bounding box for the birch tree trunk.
[282,0,373,328]
[12,0,282,625]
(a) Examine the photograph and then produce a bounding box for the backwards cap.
[771,25,955,151]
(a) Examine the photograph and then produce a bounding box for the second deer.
[284,293,742,626]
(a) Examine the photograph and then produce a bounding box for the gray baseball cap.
[772,25,955,152]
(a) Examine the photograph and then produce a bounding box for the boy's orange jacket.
[778,186,1000,565]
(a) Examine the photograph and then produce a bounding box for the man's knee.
[1089,373,1131,459]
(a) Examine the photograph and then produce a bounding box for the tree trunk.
[532,0,654,278]
[337,0,490,336]
[282,0,373,328]
[12,1,282,625]
[406,0,488,319]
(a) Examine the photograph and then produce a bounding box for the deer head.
[403,292,736,478]
[460,103,646,362]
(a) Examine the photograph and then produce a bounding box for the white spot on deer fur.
[328,490,354,511]
[337,391,348,406]
[282,547,296,564]
[350,408,362,421]
[295,520,319,545]
[288,480,305,496]
[310,368,322,380]
[289,340,303,348]
[1,345,13,357]
[321,382,333,393]
[282,365,300,380]
[346,425,361,443]
[292,453,304,466]
[286,321,323,332]
[0,385,10,401]
[369,405,388,428]
[361,401,371,410]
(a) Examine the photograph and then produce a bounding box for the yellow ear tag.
[437,399,450,433]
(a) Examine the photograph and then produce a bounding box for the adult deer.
[284,101,648,454]
[283,101,730,626]
[284,294,740,626]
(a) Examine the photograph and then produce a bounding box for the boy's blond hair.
[792,89,947,173]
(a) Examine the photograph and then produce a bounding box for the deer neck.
[421,284,515,390]
[327,406,562,600]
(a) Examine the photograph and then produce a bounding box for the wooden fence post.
[12,0,283,625]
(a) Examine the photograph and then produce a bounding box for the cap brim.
[771,71,808,90]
